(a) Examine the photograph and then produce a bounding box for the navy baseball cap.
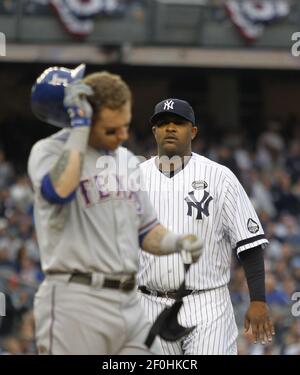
[150,98,195,125]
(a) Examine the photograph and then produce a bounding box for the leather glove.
[64,81,94,127]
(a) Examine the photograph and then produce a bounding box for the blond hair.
[83,71,131,120]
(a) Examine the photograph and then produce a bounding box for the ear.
[191,126,198,140]
[152,126,156,136]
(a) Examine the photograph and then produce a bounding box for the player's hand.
[177,234,203,263]
[64,80,94,127]
[244,301,275,344]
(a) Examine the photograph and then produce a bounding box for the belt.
[138,286,194,299]
[69,273,135,292]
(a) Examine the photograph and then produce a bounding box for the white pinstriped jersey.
[138,152,268,291]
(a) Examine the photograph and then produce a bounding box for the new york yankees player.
[28,69,203,355]
[138,98,275,355]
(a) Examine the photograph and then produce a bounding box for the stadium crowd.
[0,118,299,355]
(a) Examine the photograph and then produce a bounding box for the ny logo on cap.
[164,100,174,110]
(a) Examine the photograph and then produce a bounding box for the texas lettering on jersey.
[79,173,142,212]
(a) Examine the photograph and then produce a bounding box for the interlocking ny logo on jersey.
[185,190,213,220]
[164,100,174,110]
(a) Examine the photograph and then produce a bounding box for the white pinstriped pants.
[139,285,238,355]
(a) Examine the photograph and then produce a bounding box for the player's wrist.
[70,118,92,128]
[64,81,94,128]
[160,232,182,255]
[64,126,91,153]
[67,106,92,128]
[250,296,266,303]
[250,300,266,305]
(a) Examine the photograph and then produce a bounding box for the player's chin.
[162,144,179,156]
[105,142,120,151]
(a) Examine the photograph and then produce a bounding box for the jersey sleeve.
[137,165,160,245]
[222,169,268,254]
[27,139,61,192]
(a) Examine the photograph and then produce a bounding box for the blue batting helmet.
[31,64,86,128]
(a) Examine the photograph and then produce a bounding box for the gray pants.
[34,277,162,355]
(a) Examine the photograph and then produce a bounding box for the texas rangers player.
[28,69,203,355]
[138,98,275,355]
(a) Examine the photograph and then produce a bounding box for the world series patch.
[192,180,208,190]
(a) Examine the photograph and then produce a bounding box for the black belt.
[68,273,135,292]
[138,286,194,299]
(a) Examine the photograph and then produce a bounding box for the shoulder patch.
[247,218,259,234]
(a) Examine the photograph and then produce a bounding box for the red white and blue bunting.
[49,0,124,38]
[224,0,290,42]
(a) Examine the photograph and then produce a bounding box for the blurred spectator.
[279,216,300,260]
[256,120,285,171]
[282,320,300,355]
[249,169,276,218]
[15,246,42,287]
[215,145,241,178]
[0,150,14,189]
[290,256,300,289]
[266,272,289,307]
[282,275,297,297]
[271,170,300,216]
[286,140,300,184]
[10,175,33,214]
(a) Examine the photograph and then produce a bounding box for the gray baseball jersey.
[138,152,268,291]
[28,128,163,355]
[28,129,159,275]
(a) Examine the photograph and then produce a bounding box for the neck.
[157,145,192,170]
[156,153,192,173]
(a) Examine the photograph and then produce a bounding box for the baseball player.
[138,98,275,355]
[28,68,203,355]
